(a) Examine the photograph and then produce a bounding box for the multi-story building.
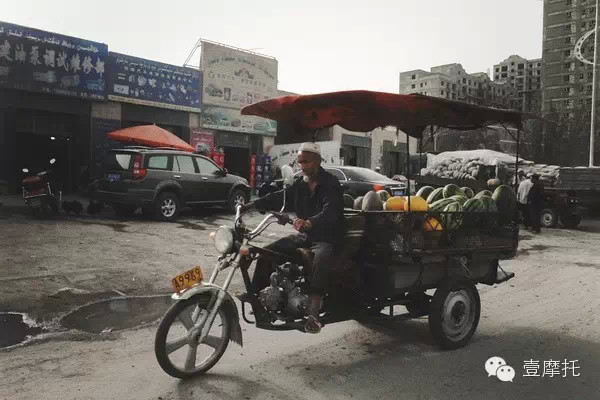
[399,63,517,109]
[542,0,597,119]
[540,0,600,165]
[493,55,543,113]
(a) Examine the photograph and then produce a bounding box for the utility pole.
[590,0,599,166]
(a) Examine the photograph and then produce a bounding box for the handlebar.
[235,203,292,239]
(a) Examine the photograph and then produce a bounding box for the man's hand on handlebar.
[292,218,312,232]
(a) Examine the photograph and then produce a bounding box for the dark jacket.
[255,167,345,244]
[527,181,544,207]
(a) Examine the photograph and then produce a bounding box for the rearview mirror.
[281,165,294,187]
[22,168,29,173]
[49,158,56,165]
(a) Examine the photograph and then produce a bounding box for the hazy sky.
[3,0,543,94]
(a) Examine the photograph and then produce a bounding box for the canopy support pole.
[515,128,521,192]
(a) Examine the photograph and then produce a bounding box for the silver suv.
[94,147,250,221]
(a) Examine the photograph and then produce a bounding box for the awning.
[241,90,531,138]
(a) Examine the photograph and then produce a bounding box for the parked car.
[324,166,407,198]
[257,166,407,203]
[93,147,250,221]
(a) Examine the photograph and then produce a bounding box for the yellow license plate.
[171,267,203,292]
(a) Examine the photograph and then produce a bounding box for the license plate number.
[171,267,203,292]
[108,173,120,182]
[392,190,404,196]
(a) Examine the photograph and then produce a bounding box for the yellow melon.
[403,196,428,211]
[424,217,443,231]
[385,196,406,211]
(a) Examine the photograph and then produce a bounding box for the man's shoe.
[304,315,322,334]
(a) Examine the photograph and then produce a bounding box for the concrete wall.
[371,128,418,170]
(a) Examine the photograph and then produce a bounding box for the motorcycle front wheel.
[155,294,232,379]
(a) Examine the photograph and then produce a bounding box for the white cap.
[298,142,321,156]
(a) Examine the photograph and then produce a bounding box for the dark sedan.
[324,166,407,198]
[257,166,407,207]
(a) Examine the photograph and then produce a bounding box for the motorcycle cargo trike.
[154,91,527,379]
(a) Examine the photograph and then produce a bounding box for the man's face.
[298,151,319,179]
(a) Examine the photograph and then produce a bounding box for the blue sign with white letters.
[107,52,202,112]
[0,21,108,99]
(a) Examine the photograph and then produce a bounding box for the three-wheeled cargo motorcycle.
[154,91,524,379]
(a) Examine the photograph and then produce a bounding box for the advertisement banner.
[107,52,202,112]
[200,41,277,109]
[190,128,214,154]
[201,106,276,136]
[0,21,108,99]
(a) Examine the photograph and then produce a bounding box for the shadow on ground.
[171,322,598,400]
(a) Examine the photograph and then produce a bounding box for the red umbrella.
[107,125,194,152]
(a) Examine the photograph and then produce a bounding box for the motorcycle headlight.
[213,226,234,254]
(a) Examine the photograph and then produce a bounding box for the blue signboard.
[107,52,202,112]
[0,21,107,99]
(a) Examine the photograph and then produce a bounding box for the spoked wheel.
[428,277,480,350]
[155,294,231,379]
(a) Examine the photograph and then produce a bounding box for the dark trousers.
[253,234,335,295]
[529,203,541,233]
[519,203,530,227]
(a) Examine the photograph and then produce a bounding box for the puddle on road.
[60,295,173,334]
[0,313,45,348]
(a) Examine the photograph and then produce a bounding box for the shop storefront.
[0,22,107,193]
[199,40,278,185]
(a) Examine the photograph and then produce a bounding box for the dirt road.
[1,202,599,399]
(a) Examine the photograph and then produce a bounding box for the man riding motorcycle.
[242,142,345,333]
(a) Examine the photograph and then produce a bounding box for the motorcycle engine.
[258,262,310,318]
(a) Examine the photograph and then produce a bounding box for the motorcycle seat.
[296,248,314,274]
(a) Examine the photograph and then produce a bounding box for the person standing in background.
[517,173,533,229]
[527,174,544,234]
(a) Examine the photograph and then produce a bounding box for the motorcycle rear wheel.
[155,294,231,379]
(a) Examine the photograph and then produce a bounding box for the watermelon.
[426,187,444,204]
[463,198,485,212]
[475,190,493,198]
[353,196,364,210]
[443,184,462,198]
[429,198,456,213]
[492,185,517,222]
[416,186,435,200]
[343,193,354,209]
[448,195,468,205]
[377,190,391,202]
[442,201,463,230]
[362,190,383,211]
[478,195,498,212]
[461,187,474,199]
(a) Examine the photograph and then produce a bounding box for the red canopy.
[107,125,194,152]
[241,90,528,138]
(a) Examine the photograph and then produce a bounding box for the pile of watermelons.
[353,183,517,232]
